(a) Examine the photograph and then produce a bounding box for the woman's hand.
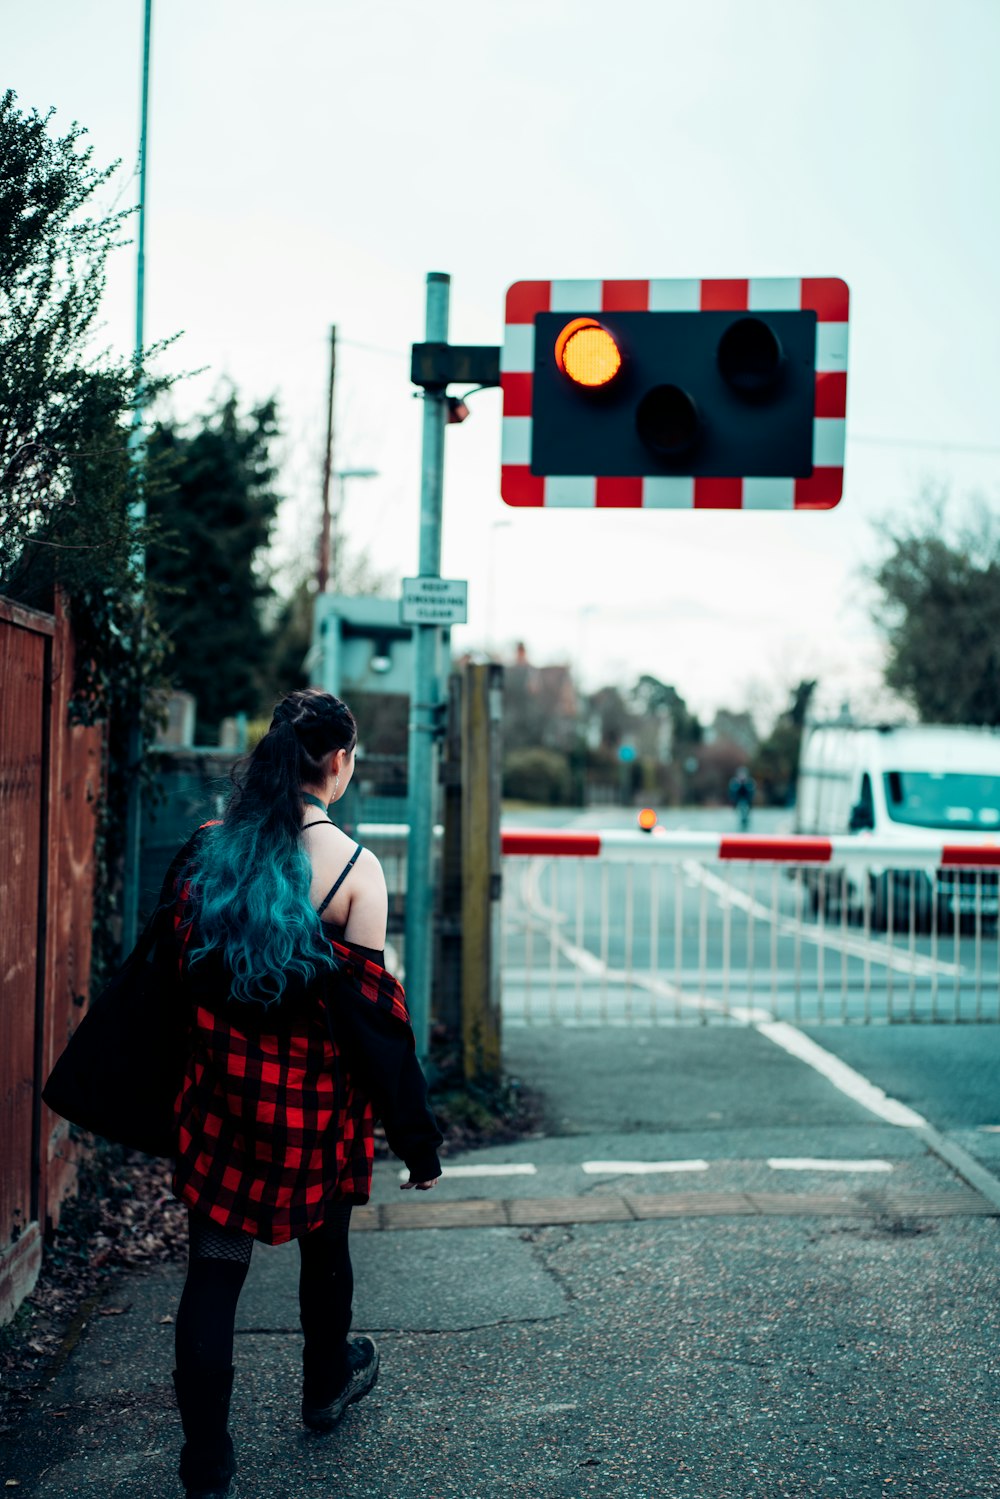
[400,1175,440,1191]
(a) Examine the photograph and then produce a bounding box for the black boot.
[302,1335,379,1431]
[172,1366,236,1499]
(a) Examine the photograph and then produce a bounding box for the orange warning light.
[637,807,658,833]
[554,318,622,388]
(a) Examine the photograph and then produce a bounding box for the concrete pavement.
[3,1024,999,1498]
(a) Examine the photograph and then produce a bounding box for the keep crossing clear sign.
[401,577,468,626]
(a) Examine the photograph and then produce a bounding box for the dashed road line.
[402,1159,901,1178]
[767,1158,893,1172]
[397,1164,538,1181]
[582,1160,709,1175]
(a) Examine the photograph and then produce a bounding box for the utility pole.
[121,0,153,960]
[404,273,450,1059]
[317,324,337,593]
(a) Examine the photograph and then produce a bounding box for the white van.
[794,723,1000,927]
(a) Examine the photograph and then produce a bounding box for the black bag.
[42,906,187,1158]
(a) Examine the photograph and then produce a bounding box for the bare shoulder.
[341,847,387,947]
[355,846,386,888]
[302,825,384,910]
[301,819,357,875]
[338,847,386,913]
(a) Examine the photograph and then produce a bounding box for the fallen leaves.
[0,1146,187,1436]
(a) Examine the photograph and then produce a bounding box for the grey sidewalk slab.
[241,1228,569,1335]
[4,1211,999,1499]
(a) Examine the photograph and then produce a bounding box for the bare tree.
[868,487,1000,725]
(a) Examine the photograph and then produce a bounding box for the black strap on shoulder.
[302,819,333,829]
[317,843,364,918]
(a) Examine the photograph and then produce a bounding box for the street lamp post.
[121,0,153,960]
[577,603,598,691]
[486,519,511,655]
[329,467,379,594]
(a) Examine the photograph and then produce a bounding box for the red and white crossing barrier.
[500,828,1000,868]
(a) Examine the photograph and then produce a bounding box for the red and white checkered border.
[500,277,849,511]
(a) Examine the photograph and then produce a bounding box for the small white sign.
[401,576,468,626]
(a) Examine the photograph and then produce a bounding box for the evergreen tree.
[630,674,703,744]
[147,393,281,733]
[0,91,136,582]
[753,680,817,805]
[0,91,174,979]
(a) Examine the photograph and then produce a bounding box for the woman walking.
[159,688,442,1499]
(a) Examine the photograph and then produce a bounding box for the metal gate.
[500,829,1000,1025]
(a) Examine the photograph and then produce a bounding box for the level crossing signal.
[500,278,849,511]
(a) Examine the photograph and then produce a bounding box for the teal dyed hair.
[184,688,357,1006]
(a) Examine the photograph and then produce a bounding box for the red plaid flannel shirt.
[165,826,440,1245]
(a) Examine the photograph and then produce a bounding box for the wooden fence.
[0,593,103,1324]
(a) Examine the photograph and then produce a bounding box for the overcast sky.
[8,0,1000,727]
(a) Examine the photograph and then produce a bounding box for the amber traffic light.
[554,318,622,388]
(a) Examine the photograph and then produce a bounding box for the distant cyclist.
[729,767,756,830]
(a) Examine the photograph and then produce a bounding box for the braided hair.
[184,689,359,1006]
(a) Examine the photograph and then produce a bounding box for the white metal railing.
[498,829,1000,1026]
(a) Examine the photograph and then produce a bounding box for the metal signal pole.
[404,272,450,1060]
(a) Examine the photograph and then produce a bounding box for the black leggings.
[175,1204,354,1384]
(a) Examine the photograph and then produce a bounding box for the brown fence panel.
[0,594,102,1323]
[40,596,102,1232]
[0,598,52,1321]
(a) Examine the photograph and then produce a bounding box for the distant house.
[482,642,581,753]
[707,709,758,758]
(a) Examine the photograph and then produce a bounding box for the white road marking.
[756,1020,927,1127]
[550,941,606,979]
[683,859,964,979]
[582,1160,709,1175]
[767,1157,894,1172]
[397,1164,538,1180]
